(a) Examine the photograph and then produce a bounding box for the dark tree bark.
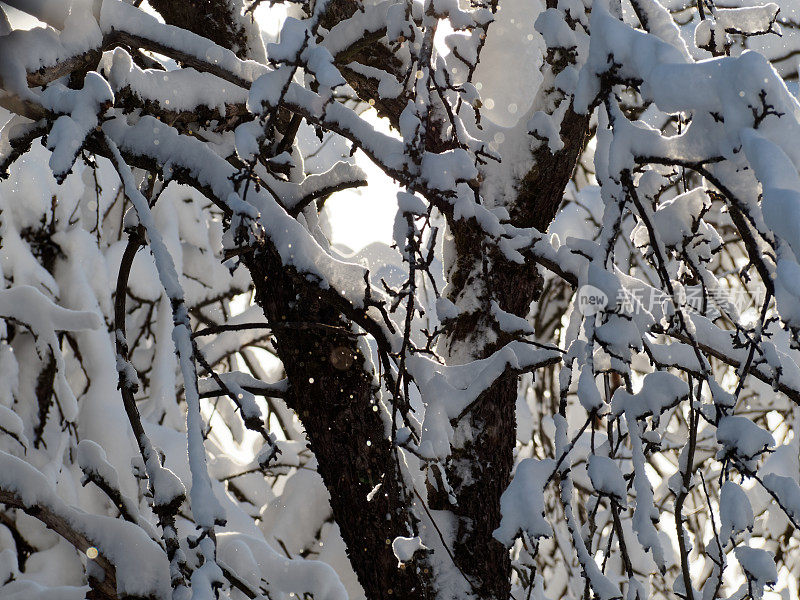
[431,108,589,600]
[245,247,432,600]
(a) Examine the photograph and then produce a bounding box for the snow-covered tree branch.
[1,0,800,599]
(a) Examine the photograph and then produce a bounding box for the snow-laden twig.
[106,135,226,599]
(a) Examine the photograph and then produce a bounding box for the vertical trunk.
[244,248,432,600]
[432,239,543,599]
[428,371,518,599]
[431,108,589,599]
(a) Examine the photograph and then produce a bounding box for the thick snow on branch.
[99,0,266,84]
[106,136,226,597]
[494,458,554,545]
[409,342,560,459]
[0,449,170,599]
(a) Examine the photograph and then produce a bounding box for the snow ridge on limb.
[106,136,226,598]
[0,449,171,599]
[0,285,101,425]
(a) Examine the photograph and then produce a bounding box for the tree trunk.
[244,247,432,599]
[431,108,589,599]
